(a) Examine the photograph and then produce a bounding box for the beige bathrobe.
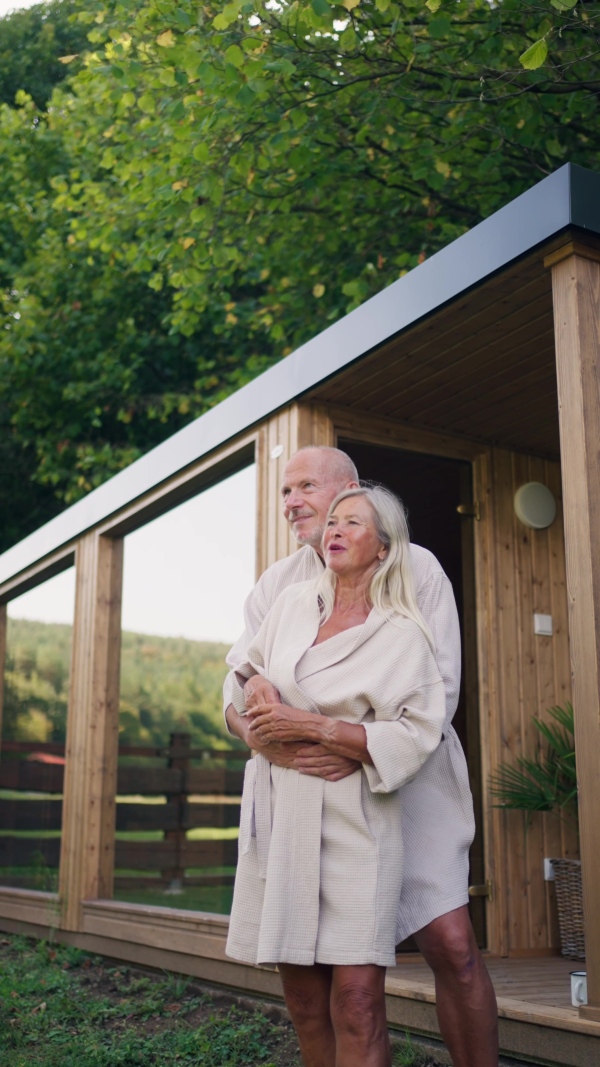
[224,545,475,944]
[225,581,446,967]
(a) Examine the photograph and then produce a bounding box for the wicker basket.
[551,858,586,961]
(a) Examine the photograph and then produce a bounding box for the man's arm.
[417,571,461,733]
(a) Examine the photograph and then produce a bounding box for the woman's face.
[323,496,386,580]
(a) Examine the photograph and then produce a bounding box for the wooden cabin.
[1,162,600,1065]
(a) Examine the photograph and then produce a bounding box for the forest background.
[1,0,599,746]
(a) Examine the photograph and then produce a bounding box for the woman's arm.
[246,703,374,766]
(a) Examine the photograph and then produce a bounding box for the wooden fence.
[0,735,248,891]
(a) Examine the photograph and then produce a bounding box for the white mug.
[570,971,587,1007]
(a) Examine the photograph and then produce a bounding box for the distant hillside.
[3,617,239,748]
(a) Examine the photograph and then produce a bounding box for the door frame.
[329,406,500,951]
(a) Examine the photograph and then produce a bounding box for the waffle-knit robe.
[225,582,446,966]
[224,544,475,943]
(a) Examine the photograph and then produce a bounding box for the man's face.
[281,452,356,551]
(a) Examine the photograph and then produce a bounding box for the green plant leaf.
[224,44,245,69]
[519,38,548,70]
[428,17,451,38]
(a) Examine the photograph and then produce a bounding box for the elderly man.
[224,445,498,1067]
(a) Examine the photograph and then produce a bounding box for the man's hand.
[243,675,281,709]
[257,740,360,781]
[292,744,361,782]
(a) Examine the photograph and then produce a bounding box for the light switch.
[534,613,553,636]
[544,858,555,881]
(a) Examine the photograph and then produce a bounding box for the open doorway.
[339,439,486,950]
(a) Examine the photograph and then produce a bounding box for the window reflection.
[0,568,75,892]
[114,464,255,913]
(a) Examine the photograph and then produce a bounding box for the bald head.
[294,446,359,485]
[281,446,360,551]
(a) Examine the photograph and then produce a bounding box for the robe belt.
[251,753,326,901]
[253,753,273,880]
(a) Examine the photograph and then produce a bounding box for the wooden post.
[59,533,123,930]
[550,244,600,1019]
[0,603,6,749]
[256,403,334,575]
[164,732,191,891]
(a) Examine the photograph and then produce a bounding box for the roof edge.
[2,163,599,588]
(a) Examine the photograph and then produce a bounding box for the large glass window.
[114,464,255,913]
[0,568,75,892]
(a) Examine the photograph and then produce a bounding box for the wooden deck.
[386,955,600,1067]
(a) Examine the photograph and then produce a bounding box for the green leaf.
[213,2,243,30]
[551,0,577,9]
[375,0,391,9]
[265,58,297,76]
[428,17,451,38]
[519,38,548,70]
[312,0,331,16]
[224,44,245,69]
[192,142,210,163]
[138,92,155,114]
[339,25,357,50]
[425,0,441,12]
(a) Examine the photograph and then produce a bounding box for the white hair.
[314,485,435,652]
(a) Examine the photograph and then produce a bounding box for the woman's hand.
[246,702,319,744]
[244,675,281,710]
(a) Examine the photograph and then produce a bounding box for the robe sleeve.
[222,569,273,728]
[416,571,461,735]
[362,629,446,794]
[224,618,269,717]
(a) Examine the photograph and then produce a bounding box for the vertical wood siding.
[475,448,575,956]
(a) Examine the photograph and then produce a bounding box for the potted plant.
[490,703,584,960]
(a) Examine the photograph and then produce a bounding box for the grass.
[0,935,298,1067]
[112,883,234,913]
[0,934,444,1066]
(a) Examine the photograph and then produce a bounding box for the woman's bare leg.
[330,964,391,1067]
[278,962,336,1067]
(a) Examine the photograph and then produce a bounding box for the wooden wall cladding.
[474,448,576,956]
[256,403,334,575]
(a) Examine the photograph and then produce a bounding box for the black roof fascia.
[1,163,599,587]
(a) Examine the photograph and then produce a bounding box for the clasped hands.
[243,675,360,783]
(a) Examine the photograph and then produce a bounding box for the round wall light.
[514,482,557,529]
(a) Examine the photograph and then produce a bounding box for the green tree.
[54,0,599,331]
[0,0,89,108]
[1,0,599,542]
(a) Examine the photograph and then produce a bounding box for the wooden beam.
[96,433,257,539]
[0,547,75,606]
[544,238,600,270]
[551,251,600,1019]
[59,533,123,930]
[330,405,485,461]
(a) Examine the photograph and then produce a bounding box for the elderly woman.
[225,486,446,1067]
